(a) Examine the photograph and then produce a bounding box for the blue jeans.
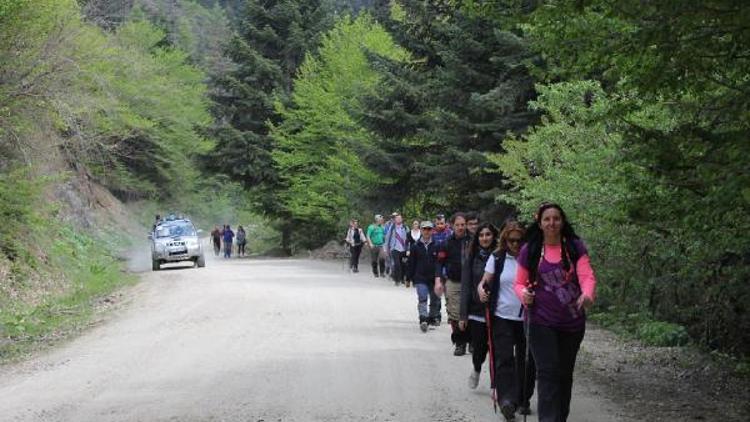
[224,241,233,258]
[415,283,441,322]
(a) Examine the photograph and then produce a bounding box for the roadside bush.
[637,321,690,347]
[0,168,41,264]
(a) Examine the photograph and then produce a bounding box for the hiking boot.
[500,401,516,421]
[468,370,480,389]
[420,321,429,333]
[517,404,531,416]
[405,281,411,288]
[453,343,467,356]
[429,318,441,327]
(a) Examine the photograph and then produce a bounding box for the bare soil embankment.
[578,326,749,421]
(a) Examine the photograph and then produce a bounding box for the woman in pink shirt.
[515,203,596,422]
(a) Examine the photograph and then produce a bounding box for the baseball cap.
[420,220,434,229]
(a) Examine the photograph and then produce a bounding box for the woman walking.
[236,226,247,257]
[404,219,421,287]
[515,203,597,422]
[458,223,498,392]
[479,220,536,420]
[345,219,366,272]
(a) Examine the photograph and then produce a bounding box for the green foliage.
[51,17,213,200]
[0,168,40,263]
[132,0,234,77]
[205,0,334,190]
[0,169,134,361]
[637,321,690,347]
[271,14,407,247]
[203,0,337,253]
[590,309,689,347]
[358,0,537,219]
[0,221,135,360]
[0,0,79,156]
[488,81,646,311]
[478,0,750,356]
[0,0,227,359]
[736,360,750,376]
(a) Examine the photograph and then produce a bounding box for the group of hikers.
[209,225,247,258]
[344,202,597,422]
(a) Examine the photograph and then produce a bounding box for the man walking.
[383,212,398,276]
[437,213,471,355]
[407,221,442,332]
[210,225,222,256]
[366,215,386,277]
[385,213,408,286]
[432,214,453,247]
[466,211,480,238]
[222,224,234,258]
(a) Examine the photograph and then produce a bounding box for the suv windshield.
[155,223,196,238]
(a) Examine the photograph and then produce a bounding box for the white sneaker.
[468,370,480,389]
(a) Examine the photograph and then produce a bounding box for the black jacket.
[407,239,440,284]
[438,233,471,282]
[460,248,497,320]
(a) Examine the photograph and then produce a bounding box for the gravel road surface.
[0,257,633,421]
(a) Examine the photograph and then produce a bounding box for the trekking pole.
[522,280,537,422]
[484,285,498,414]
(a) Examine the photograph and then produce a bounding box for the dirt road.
[0,257,634,421]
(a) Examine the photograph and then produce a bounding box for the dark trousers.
[469,319,489,373]
[530,324,585,422]
[450,320,470,346]
[349,244,362,270]
[237,241,246,256]
[370,246,385,276]
[212,240,220,256]
[492,317,536,407]
[390,250,406,283]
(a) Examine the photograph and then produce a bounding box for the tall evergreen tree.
[359,0,537,218]
[204,0,334,253]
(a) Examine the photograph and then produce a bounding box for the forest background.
[0,0,748,367]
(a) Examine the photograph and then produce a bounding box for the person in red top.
[515,203,596,422]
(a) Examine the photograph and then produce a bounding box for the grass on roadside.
[0,171,137,363]
[0,224,136,362]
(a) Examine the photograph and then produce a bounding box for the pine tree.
[359,0,537,218]
[204,0,333,253]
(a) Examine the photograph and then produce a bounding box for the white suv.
[149,218,205,270]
